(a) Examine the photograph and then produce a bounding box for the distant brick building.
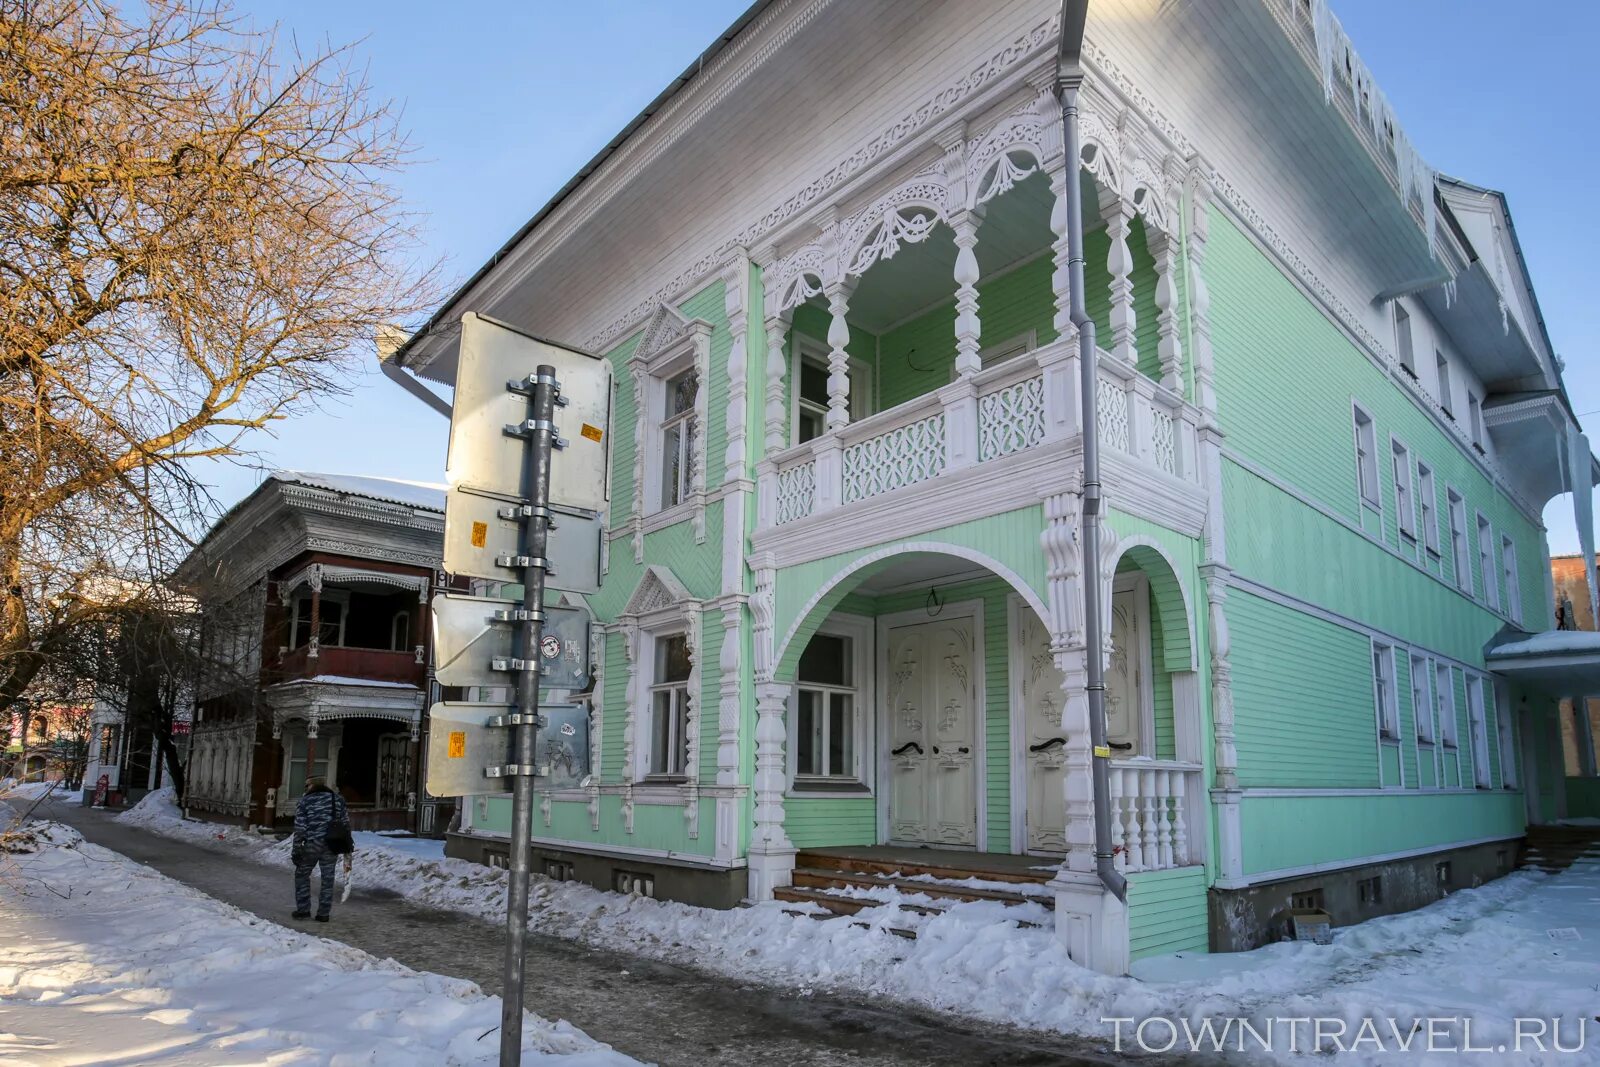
[1552,554,1600,776]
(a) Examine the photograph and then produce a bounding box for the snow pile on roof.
[119,794,1600,1056]
[1487,630,1600,659]
[0,818,635,1065]
[273,470,446,511]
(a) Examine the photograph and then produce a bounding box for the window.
[1290,888,1324,912]
[978,330,1036,370]
[1357,875,1383,907]
[1501,536,1522,623]
[1416,461,1439,556]
[1435,663,1458,749]
[1495,680,1519,788]
[1372,642,1399,740]
[1394,304,1415,376]
[658,368,698,510]
[1435,860,1453,886]
[646,633,691,777]
[1476,514,1498,609]
[1411,653,1435,744]
[291,595,345,649]
[1447,490,1471,593]
[795,633,857,781]
[1391,440,1415,539]
[1467,677,1492,788]
[790,336,870,443]
[1435,352,1453,416]
[1468,393,1484,449]
[1353,405,1380,509]
[390,611,411,652]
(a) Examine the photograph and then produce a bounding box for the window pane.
[796,690,822,776]
[800,359,828,406]
[666,370,698,417]
[798,634,849,686]
[829,694,853,776]
[798,408,824,444]
[661,423,683,507]
[655,634,691,683]
[650,692,672,775]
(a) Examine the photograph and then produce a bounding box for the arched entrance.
[766,546,1051,859]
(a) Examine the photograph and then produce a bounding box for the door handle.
[1029,737,1067,754]
[891,741,923,757]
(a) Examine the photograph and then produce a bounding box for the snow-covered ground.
[0,814,636,1066]
[110,788,1600,1061]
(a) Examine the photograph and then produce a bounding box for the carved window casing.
[626,305,713,560]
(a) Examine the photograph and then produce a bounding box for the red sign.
[93,774,109,806]
[171,721,191,735]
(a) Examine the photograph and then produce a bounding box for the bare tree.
[0,0,441,712]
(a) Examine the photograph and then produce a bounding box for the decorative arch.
[772,541,1050,681]
[1104,535,1195,673]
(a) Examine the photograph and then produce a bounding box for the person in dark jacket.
[292,776,351,921]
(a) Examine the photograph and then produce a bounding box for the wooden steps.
[772,848,1054,936]
[1520,826,1600,874]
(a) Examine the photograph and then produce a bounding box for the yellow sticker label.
[1092,745,1112,759]
[448,731,466,759]
[580,423,604,443]
[470,521,488,548]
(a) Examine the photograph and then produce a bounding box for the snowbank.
[0,820,636,1066]
[116,794,1600,1061]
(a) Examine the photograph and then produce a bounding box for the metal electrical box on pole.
[425,312,611,1067]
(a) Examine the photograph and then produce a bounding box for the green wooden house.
[389,0,1594,974]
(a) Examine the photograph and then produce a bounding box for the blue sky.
[210,1,1597,553]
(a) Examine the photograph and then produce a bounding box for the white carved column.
[628,361,648,563]
[951,210,983,377]
[682,605,702,839]
[688,321,712,543]
[619,623,638,833]
[1049,168,1079,348]
[588,626,604,831]
[724,256,751,485]
[1185,165,1218,417]
[763,311,791,455]
[748,680,796,899]
[824,281,854,431]
[1148,228,1184,393]
[1101,191,1137,366]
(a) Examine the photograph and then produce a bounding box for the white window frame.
[1500,535,1522,623]
[290,589,349,649]
[390,610,411,652]
[632,325,709,525]
[790,334,872,443]
[1391,438,1415,541]
[643,629,692,780]
[1416,460,1440,557]
[1353,403,1380,512]
[977,329,1037,370]
[1447,488,1471,593]
[1372,641,1399,742]
[1475,512,1498,610]
[1394,303,1415,376]
[1467,676,1491,788]
[1410,652,1435,746]
[786,613,874,795]
[1435,351,1454,417]
[1468,392,1484,448]
[655,366,699,513]
[1494,679,1519,788]
[1436,662,1459,750]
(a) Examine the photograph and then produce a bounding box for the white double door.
[883,610,979,847]
[1015,577,1149,854]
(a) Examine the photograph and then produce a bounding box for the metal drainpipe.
[1058,0,1126,903]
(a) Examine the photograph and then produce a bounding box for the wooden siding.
[1128,865,1210,960]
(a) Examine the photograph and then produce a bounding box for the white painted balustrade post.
[812,440,843,514]
[824,282,854,431]
[1121,768,1143,871]
[1130,381,1156,466]
[1100,191,1137,367]
[1107,766,1126,872]
[756,458,778,529]
[1148,229,1185,394]
[1155,769,1175,869]
[1171,771,1190,866]
[939,379,979,472]
[951,210,983,377]
[1037,343,1080,443]
[1139,768,1158,870]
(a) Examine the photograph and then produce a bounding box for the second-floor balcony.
[760,336,1198,532]
[275,644,426,687]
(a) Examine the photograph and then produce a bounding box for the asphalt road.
[39,796,1131,1067]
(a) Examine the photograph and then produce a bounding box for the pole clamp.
[503,418,568,449]
[486,713,545,729]
[496,503,558,526]
[491,657,547,674]
[506,372,563,395]
[495,555,555,574]
[492,608,544,623]
[485,764,544,778]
